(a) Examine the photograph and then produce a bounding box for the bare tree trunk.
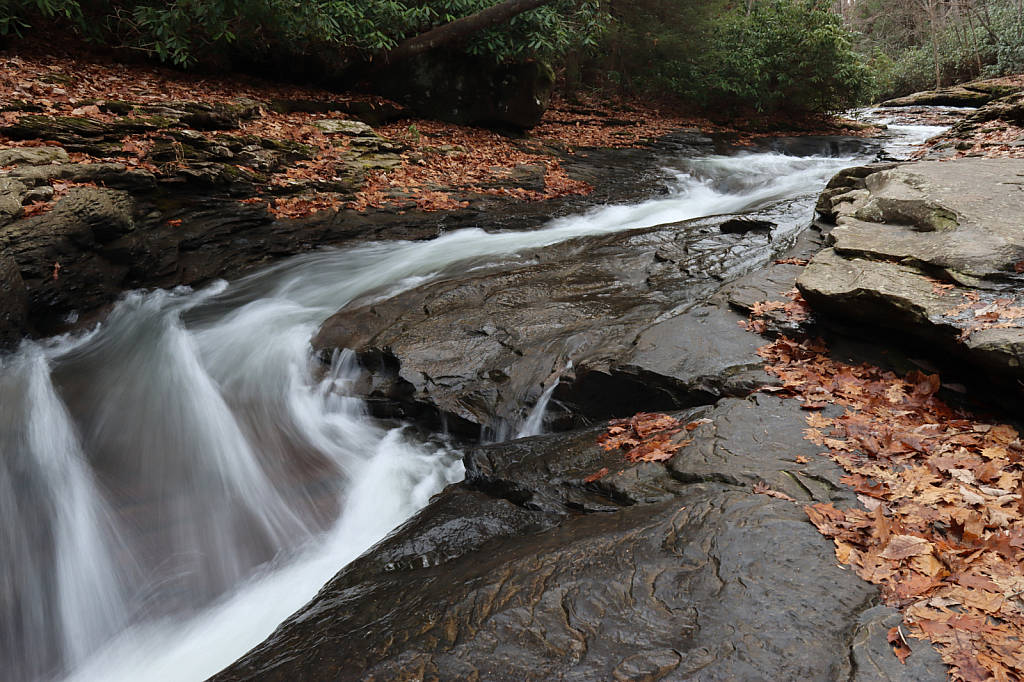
[374,0,559,68]
[927,0,942,88]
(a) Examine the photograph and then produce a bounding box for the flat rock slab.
[313,214,796,436]
[879,86,1006,108]
[211,395,936,682]
[799,158,1024,391]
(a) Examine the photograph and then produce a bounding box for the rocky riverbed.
[5,88,1024,682]
[212,101,1024,681]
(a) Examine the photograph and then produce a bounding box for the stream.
[0,117,943,682]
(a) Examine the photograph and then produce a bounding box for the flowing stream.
[0,123,939,682]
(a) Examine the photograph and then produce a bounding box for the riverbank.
[5,35,1024,682]
[0,32,882,345]
[212,104,1024,682]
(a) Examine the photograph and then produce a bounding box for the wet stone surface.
[798,158,1024,396]
[312,212,806,437]
[210,395,913,682]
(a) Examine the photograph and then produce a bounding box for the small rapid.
[0,132,928,682]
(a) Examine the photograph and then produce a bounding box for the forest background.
[1,0,1023,118]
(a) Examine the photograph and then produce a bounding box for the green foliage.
[987,0,1024,75]
[429,0,607,62]
[608,0,872,114]
[0,0,608,68]
[848,0,1024,100]
[0,0,82,37]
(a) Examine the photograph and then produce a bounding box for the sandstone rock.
[800,157,1024,392]
[312,119,375,136]
[210,395,914,682]
[0,146,70,167]
[880,86,996,108]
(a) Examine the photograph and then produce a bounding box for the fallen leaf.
[887,625,912,664]
[878,535,932,561]
[752,481,796,501]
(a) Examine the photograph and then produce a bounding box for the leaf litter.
[597,413,713,463]
[2,30,887,221]
[757,334,1024,682]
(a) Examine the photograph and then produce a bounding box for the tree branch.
[374,0,559,68]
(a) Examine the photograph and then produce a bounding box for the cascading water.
[0,131,933,682]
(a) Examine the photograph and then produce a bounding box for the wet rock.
[2,187,140,321]
[313,213,800,436]
[0,251,28,347]
[800,158,1024,393]
[850,606,948,682]
[719,217,774,235]
[568,303,775,420]
[666,395,849,501]
[470,163,546,192]
[209,395,889,682]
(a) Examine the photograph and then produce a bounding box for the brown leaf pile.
[758,335,1024,682]
[939,287,1024,341]
[738,287,812,333]
[597,412,697,462]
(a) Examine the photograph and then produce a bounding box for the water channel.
[0,114,946,682]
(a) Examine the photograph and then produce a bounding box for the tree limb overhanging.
[375,0,559,68]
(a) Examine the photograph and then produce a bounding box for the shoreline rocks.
[211,394,946,682]
[0,122,675,344]
[798,157,1024,395]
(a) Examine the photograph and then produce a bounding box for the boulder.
[2,187,140,322]
[210,395,943,682]
[879,86,997,108]
[798,158,1024,391]
[312,211,804,436]
[372,51,555,130]
[312,119,375,136]
[0,146,70,167]
[0,251,28,348]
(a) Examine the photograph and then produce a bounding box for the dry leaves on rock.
[752,481,796,501]
[936,284,1024,340]
[758,335,1024,682]
[596,412,709,463]
[739,288,812,332]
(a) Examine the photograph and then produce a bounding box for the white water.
[851,106,956,160]
[516,361,573,438]
[0,135,923,682]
